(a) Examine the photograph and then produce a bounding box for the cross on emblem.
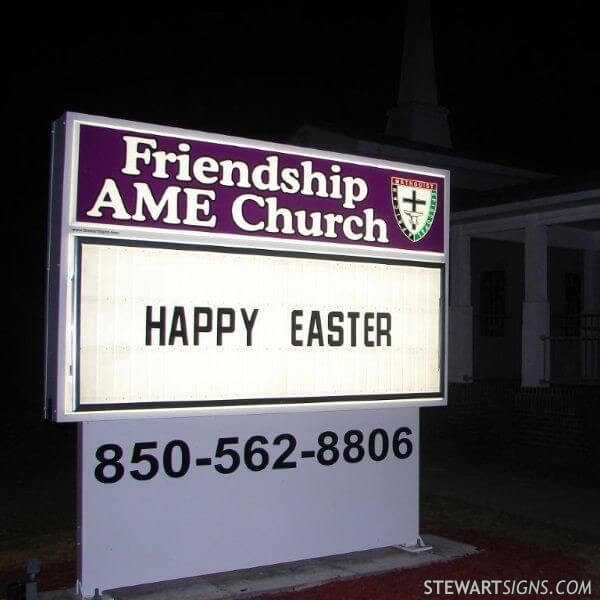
[402,190,426,230]
[403,190,426,213]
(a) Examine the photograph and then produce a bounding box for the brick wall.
[422,383,600,482]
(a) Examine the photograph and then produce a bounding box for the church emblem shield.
[391,177,438,242]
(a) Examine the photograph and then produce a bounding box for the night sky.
[5,4,600,412]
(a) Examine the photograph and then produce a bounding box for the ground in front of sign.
[38,535,474,600]
[5,421,600,599]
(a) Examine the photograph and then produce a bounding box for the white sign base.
[78,407,420,598]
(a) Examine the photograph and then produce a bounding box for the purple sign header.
[75,123,445,252]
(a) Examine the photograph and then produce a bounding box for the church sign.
[45,113,448,422]
[45,113,449,597]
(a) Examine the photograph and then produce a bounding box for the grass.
[421,492,600,576]
[1,413,76,573]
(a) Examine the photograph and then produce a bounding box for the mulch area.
[2,525,598,599]
[269,527,600,599]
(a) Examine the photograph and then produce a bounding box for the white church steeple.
[386,0,452,148]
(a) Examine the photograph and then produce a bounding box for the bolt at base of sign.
[395,536,433,554]
[75,584,115,600]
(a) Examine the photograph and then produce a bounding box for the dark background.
[2,5,600,590]
[4,3,600,416]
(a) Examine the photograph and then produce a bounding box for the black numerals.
[130,442,159,481]
[163,440,190,478]
[93,427,414,483]
[368,429,389,461]
[343,430,365,463]
[214,437,240,474]
[95,444,125,484]
[272,433,297,469]
[393,427,413,459]
[244,436,269,472]
[317,431,339,466]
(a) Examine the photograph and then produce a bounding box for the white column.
[521,224,550,386]
[581,249,600,377]
[582,249,600,379]
[449,226,473,382]
[583,249,600,313]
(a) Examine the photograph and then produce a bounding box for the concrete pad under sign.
[203,561,349,598]
[39,535,477,600]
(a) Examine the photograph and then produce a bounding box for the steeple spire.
[386,0,452,148]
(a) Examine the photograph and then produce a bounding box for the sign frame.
[74,236,445,414]
[45,112,450,422]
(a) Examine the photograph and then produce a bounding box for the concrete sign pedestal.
[77,408,420,598]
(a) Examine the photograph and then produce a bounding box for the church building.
[290,0,600,475]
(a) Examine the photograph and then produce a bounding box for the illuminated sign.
[46,113,449,421]
[78,241,442,410]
